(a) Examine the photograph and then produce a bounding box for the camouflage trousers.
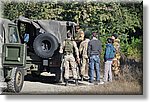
[80,57,89,77]
[112,58,120,78]
[64,54,78,79]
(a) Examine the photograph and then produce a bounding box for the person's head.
[84,34,89,39]
[111,34,118,40]
[107,38,113,44]
[84,31,90,39]
[67,30,72,38]
[78,30,84,35]
[92,32,98,38]
[76,25,80,31]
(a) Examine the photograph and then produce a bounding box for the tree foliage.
[2,1,143,59]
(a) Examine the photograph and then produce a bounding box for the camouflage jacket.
[79,39,90,58]
[74,29,84,41]
[59,38,79,58]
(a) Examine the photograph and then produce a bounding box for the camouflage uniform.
[59,38,79,85]
[75,29,85,47]
[112,38,121,79]
[79,38,90,80]
[75,29,84,41]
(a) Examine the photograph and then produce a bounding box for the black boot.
[75,79,78,86]
[65,79,68,86]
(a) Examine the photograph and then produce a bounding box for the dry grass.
[56,80,142,95]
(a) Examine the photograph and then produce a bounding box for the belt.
[64,53,72,55]
[90,54,99,56]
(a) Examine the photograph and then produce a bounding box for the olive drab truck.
[0,16,78,93]
[0,18,26,93]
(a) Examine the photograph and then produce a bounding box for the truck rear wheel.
[33,33,58,58]
[7,67,24,93]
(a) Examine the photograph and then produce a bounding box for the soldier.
[59,31,80,86]
[111,34,121,80]
[79,34,90,81]
[74,25,85,47]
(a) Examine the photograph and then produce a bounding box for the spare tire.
[33,33,58,58]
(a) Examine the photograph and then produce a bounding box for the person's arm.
[105,46,110,61]
[79,42,83,55]
[87,41,91,58]
[73,41,79,58]
[98,40,102,54]
[59,41,65,53]
[73,41,80,63]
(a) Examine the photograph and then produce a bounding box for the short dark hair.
[67,31,72,38]
[112,34,118,39]
[76,25,80,29]
[84,34,89,39]
[84,31,90,39]
[107,38,113,43]
[92,32,97,37]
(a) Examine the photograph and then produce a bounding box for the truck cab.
[0,18,26,93]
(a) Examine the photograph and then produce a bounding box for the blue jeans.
[89,55,100,82]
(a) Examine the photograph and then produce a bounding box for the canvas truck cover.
[37,20,67,44]
[18,16,68,44]
[0,18,17,43]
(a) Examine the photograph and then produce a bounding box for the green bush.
[127,37,142,60]
[120,35,142,60]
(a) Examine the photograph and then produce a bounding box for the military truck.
[0,16,78,93]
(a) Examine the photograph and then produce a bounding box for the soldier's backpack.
[64,39,74,54]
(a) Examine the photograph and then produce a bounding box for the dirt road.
[2,73,142,95]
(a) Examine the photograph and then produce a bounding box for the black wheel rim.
[41,40,51,51]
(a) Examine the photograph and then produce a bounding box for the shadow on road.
[24,74,91,86]
[24,74,56,84]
